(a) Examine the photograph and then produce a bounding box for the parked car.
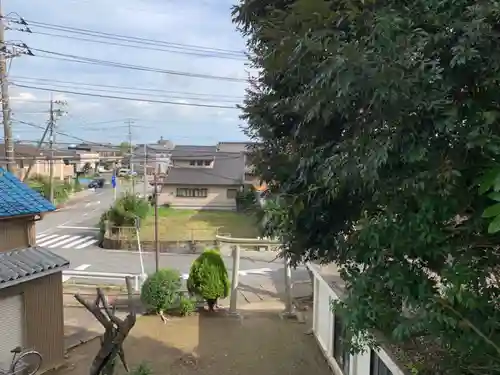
[88,178,105,189]
[117,168,130,177]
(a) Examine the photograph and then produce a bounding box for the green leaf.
[482,203,500,218]
[487,192,500,202]
[478,169,500,194]
[488,215,500,234]
[483,111,499,125]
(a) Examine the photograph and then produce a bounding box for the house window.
[204,160,211,166]
[370,350,393,375]
[332,314,350,374]
[176,188,208,198]
[227,189,238,199]
[189,161,196,166]
[196,160,204,166]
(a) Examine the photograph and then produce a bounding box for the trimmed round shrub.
[187,249,230,310]
[141,268,181,314]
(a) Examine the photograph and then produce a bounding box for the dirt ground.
[54,307,331,375]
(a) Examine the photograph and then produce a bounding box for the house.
[307,263,406,375]
[0,168,69,371]
[0,143,74,181]
[216,141,266,190]
[159,150,245,210]
[132,143,174,176]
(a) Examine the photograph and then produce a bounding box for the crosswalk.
[36,233,98,249]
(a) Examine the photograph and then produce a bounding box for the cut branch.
[75,276,137,375]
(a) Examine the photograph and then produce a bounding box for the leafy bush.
[187,249,230,309]
[106,193,150,227]
[130,362,153,375]
[178,295,196,316]
[141,268,181,314]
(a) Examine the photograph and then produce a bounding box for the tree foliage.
[233,0,500,373]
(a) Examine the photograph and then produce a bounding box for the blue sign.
[111,175,116,188]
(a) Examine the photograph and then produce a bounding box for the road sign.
[111,174,116,188]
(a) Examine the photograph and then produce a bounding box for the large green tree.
[233,0,500,373]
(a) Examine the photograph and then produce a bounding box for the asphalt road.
[34,180,309,290]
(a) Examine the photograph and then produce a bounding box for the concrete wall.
[308,263,407,375]
[17,162,73,181]
[159,185,237,210]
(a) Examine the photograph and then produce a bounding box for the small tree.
[141,268,181,322]
[187,249,230,311]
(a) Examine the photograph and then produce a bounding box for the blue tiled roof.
[0,168,55,217]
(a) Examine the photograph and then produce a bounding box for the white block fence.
[307,263,407,375]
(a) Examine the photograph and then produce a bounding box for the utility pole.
[143,143,148,198]
[126,119,135,194]
[154,168,159,272]
[0,1,14,172]
[47,96,67,203]
[48,97,55,203]
[22,120,51,181]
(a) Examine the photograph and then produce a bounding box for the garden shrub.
[106,193,150,227]
[178,295,196,316]
[187,249,230,310]
[141,268,181,315]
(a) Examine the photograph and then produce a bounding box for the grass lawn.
[140,208,260,241]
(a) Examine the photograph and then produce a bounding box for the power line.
[11,84,240,109]
[19,30,248,61]
[10,78,242,104]
[26,47,247,82]
[10,75,245,99]
[5,17,246,56]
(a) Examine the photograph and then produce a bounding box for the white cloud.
[10,92,36,103]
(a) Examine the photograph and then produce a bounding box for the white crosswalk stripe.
[36,234,98,249]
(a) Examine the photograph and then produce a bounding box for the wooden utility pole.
[0,1,14,172]
[154,171,159,272]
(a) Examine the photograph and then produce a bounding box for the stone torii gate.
[215,235,295,318]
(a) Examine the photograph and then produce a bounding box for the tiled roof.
[0,247,69,286]
[0,168,55,217]
[163,152,245,186]
[170,145,218,158]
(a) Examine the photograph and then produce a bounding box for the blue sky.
[5,0,249,146]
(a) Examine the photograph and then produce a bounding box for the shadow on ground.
[236,266,313,306]
[56,306,331,375]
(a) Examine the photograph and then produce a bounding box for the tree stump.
[74,277,137,375]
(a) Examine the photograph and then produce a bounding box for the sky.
[4,0,250,147]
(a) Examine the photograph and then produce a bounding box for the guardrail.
[62,270,146,292]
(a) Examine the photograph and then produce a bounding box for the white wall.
[308,263,407,375]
